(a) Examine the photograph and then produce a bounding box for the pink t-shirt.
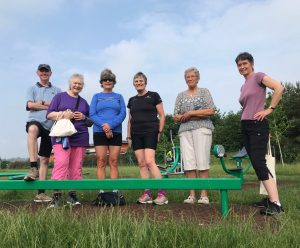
[239,72,266,120]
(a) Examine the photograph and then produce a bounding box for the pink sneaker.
[137,193,153,204]
[153,193,168,205]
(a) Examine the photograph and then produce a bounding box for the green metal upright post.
[220,189,229,217]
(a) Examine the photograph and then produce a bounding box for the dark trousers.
[241,119,270,181]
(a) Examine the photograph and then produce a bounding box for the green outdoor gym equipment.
[212,145,252,182]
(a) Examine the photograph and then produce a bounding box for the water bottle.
[62,137,69,149]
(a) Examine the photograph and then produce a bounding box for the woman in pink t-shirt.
[236,52,284,216]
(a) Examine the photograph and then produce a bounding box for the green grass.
[0,161,299,247]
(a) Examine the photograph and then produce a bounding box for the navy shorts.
[93,132,122,146]
[26,121,52,158]
[132,132,158,151]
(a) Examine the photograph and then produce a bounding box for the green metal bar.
[242,163,253,175]
[0,172,28,177]
[9,175,27,180]
[219,157,232,175]
[0,178,242,190]
[220,189,229,217]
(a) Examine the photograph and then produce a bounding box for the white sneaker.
[197,196,209,204]
[183,196,196,204]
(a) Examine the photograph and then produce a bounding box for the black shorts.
[26,121,52,158]
[132,132,158,151]
[93,132,122,146]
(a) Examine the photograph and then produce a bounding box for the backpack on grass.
[92,191,126,206]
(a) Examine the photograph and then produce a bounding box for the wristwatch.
[268,106,275,110]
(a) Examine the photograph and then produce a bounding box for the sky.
[0,0,299,159]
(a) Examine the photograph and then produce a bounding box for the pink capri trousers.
[51,144,85,180]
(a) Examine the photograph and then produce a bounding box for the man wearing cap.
[25,64,61,203]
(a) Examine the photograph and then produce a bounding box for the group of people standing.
[25,51,284,215]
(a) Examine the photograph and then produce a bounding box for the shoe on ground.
[24,167,39,181]
[253,197,269,208]
[197,196,209,204]
[137,193,153,204]
[183,196,196,204]
[67,192,81,206]
[153,193,168,205]
[34,193,52,203]
[48,195,63,209]
[260,200,284,216]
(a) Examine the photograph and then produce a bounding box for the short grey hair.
[184,67,200,80]
[69,73,84,89]
[68,73,84,89]
[133,72,147,84]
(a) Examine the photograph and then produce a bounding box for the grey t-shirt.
[174,88,216,133]
[26,82,61,130]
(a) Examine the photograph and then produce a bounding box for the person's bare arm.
[254,75,284,121]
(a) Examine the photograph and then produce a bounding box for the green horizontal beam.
[0,172,28,177]
[0,178,242,190]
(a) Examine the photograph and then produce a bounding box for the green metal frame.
[0,178,242,217]
[0,144,251,218]
[219,157,252,181]
[212,145,252,181]
[0,172,28,177]
[160,146,182,175]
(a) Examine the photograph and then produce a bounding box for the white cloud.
[1,0,299,158]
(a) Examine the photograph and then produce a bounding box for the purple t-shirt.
[239,72,266,120]
[47,92,90,147]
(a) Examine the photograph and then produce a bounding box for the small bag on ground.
[92,191,126,206]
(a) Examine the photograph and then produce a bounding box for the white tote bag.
[49,111,77,137]
[259,139,276,195]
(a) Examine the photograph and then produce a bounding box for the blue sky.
[0,0,299,159]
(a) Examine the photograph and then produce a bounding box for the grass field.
[0,159,299,248]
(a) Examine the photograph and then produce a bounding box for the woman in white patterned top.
[174,67,216,205]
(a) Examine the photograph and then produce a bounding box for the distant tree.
[265,82,300,163]
[163,114,180,142]
[213,111,242,152]
[279,82,300,162]
[266,91,291,165]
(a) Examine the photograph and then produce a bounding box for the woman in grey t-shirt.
[174,67,215,204]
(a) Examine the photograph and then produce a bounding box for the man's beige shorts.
[179,128,212,171]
